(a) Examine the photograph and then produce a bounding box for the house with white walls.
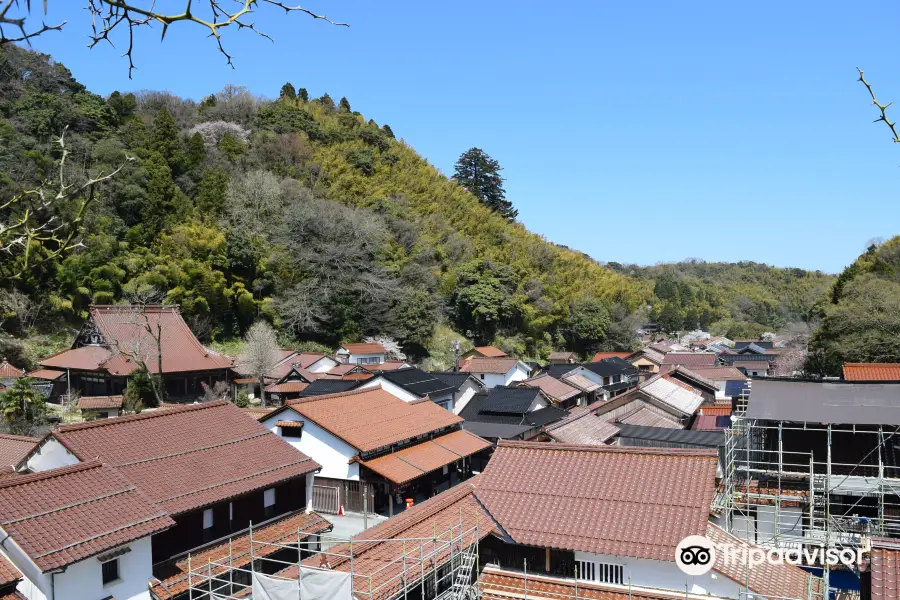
[356,367,457,410]
[428,371,485,415]
[474,441,821,600]
[0,461,174,600]
[335,342,390,365]
[459,357,532,388]
[260,387,491,517]
[11,401,326,600]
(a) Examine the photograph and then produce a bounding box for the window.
[576,560,624,585]
[264,488,276,518]
[356,356,382,365]
[479,374,485,380]
[203,508,214,529]
[281,425,303,438]
[101,559,119,585]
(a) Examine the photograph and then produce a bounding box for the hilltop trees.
[453,148,517,221]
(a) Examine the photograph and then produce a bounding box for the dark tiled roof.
[429,371,481,392]
[545,364,583,379]
[476,441,718,562]
[616,424,725,447]
[55,401,319,515]
[299,379,361,396]
[377,367,455,397]
[0,461,174,571]
[478,386,544,414]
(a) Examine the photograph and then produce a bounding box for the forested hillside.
[808,236,900,375]
[0,46,838,365]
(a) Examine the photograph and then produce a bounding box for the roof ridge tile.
[57,400,229,432]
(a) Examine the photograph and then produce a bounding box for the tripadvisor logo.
[675,535,863,576]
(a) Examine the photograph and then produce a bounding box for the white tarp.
[252,572,300,600]
[299,566,354,600]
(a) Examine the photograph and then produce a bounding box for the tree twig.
[857,67,900,143]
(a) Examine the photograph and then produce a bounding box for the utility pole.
[363,482,368,530]
[452,340,461,373]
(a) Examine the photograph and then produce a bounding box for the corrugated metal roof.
[640,375,704,415]
[617,423,725,446]
[747,379,900,425]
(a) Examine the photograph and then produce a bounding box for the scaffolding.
[722,400,900,599]
[186,517,482,600]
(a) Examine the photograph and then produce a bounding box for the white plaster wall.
[506,365,530,385]
[356,379,419,402]
[262,410,359,481]
[25,438,80,473]
[574,551,743,599]
[3,533,154,600]
[576,368,607,387]
[453,384,479,415]
[348,353,385,365]
[308,358,338,373]
[475,373,507,388]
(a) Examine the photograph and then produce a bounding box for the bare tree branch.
[0,0,65,45]
[857,67,900,143]
[0,127,134,281]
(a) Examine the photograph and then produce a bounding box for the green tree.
[107,91,137,120]
[151,107,185,174]
[656,301,684,333]
[381,124,395,138]
[185,132,206,169]
[298,87,309,102]
[564,298,611,354]
[339,96,351,112]
[124,367,160,409]
[452,147,517,220]
[0,378,46,436]
[279,82,296,100]
[450,259,523,343]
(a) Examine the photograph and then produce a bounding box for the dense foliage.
[0,46,840,365]
[807,237,900,375]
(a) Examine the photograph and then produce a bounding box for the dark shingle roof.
[478,386,544,414]
[459,389,569,435]
[429,372,480,392]
[616,424,725,447]
[724,379,751,397]
[299,379,360,397]
[379,368,455,397]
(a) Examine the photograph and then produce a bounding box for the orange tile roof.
[0,461,174,571]
[0,433,39,469]
[470,346,507,358]
[476,441,717,562]
[54,401,320,515]
[843,363,900,381]
[265,381,309,394]
[0,360,24,379]
[358,430,491,484]
[76,395,123,410]
[591,351,632,362]
[339,342,388,355]
[42,305,233,376]
[480,568,676,600]
[276,388,463,453]
[150,510,331,600]
[871,538,900,600]
[698,404,732,416]
[276,420,304,429]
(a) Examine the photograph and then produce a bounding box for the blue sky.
[27,0,900,273]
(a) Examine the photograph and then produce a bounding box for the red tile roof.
[289,478,495,600]
[150,510,331,600]
[0,461,174,571]
[0,434,39,469]
[54,401,319,515]
[843,363,900,381]
[691,415,723,431]
[272,388,463,453]
[476,441,718,562]
[0,553,20,587]
[470,346,507,358]
[591,351,632,362]
[698,404,732,416]
[0,360,24,379]
[519,374,581,402]
[358,430,491,484]
[76,395,124,410]
[42,305,233,376]
[660,352,718,367]
[264,381,309,394]
[459,357,521,374]
[339,342,388,355]
[548,351,577,360]
[25,369,65,380]
[480,568,676,600]
[871,538,900,600]
[276,420,304,429]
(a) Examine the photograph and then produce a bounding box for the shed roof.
[54,401,319,514]
[0,461,174,571]
[475,441,718,562]
[746,379,900,425]
[275,388,463,452]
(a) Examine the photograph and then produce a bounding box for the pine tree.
[279,82,296,100]
[151,107,185,174]
[381,124,395,139]
[452,147,517,220]
[297,87,309,102]
[185,132,205,169]
[339,96,351,112]
[319,93,335,111]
